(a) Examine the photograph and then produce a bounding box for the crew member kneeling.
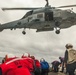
[0,57,34,75]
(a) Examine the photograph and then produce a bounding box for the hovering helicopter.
[0,0,76,34]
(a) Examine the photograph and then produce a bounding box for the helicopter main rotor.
[2,4,76,11]
[2,0,49,11]
[2,8,40,11]
[1,0,76,11]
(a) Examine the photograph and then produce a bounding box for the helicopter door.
[45,12,53,21]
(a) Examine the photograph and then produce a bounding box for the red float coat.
[35,59,41,68]
[0,57,34,75]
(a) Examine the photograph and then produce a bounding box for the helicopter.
[0,0,76,34]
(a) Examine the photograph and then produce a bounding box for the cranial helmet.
[22,53,30,58]
[40,58,45,62]
[5,54,15,58]
[65,43,73,48]
[4,54,15,61]
[30,56,35,59]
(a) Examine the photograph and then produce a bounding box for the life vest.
[67,49,76,64]
[0,57,34,75]
[40,61,49,70]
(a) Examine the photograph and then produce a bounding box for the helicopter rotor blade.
[2,7,40,11]
[56,4,76,8]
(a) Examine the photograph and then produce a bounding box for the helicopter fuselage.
[1,0,76,34]
[0,7,76,34]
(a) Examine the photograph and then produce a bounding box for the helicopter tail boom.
[0,24,4,32]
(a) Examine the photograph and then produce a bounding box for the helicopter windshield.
[21,11,33,19]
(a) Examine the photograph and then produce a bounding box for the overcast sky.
[0,0,76,63]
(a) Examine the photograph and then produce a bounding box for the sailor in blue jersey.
[40,58,49,75]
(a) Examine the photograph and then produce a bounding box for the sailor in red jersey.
[31,56,41,75]
[2,54,17,63]
[0,55,34,75]
[21,53,35,75]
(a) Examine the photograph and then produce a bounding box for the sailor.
[2,54,16,63]
[21,53,35,75]
[0,54,34,75]
[31,56,41,75]
[51,60,60,72]
[64,43,76,75]
[59,57,64,72]
[40,58,49,75]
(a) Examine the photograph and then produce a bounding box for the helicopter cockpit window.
[21,11,33,19]
[37,14,43,18]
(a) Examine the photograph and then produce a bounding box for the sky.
[0,0,76,63]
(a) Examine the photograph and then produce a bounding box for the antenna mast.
[45,0,49,6]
